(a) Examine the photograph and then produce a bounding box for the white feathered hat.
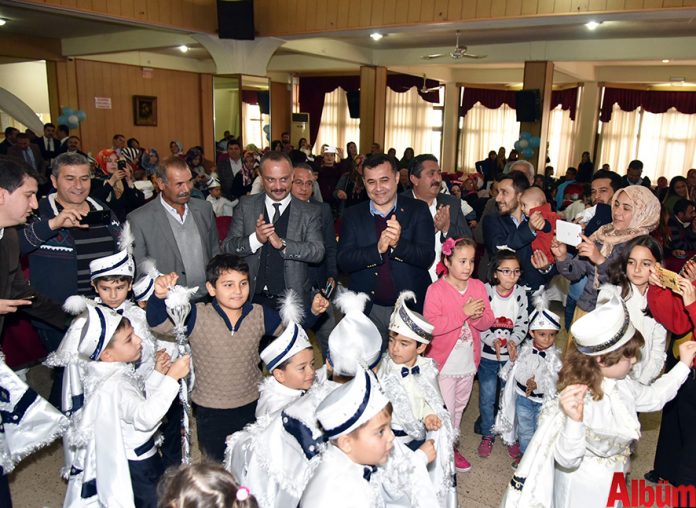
[570,285,636,356]
[260,290,312,371]
[328,290,382,376]
[89,222,135,281]
[63,296,124,360]
[132,258,160,302]
[528,286,561,332]
[388,291,433,344]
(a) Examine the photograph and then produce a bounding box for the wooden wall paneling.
[505,0,523,15]
[605,0,625,9]
[359,0,372,28]
[588,0,607,10]
[663,0,684,6]
[75,0,92,10]
[433,0,449,20]
[304,0,318,32]
[475,0,493,17]
[392,0,409,24]
[370,0,384,26]
[642,0,663,6]
[62,0,78,8]
[325,0,339,29]
[447,0,464,20]
[345,0,360,28]
[45,61,61,123]
[312,0,326,31]
[90,0,108,15]
[490,0,507,17]
[522,0,540,14]
[156,0,170,26]
[296,0,310,32]
[553,0,572,12]
[200,74,215,155]
[407,0,421,22]
[570,0,589,10]
[270,81,291,141]
[120,0,134,18]
[624,0,643,8]
[460,0,478,19]
[418,0,436,22]
[537,0,556,12]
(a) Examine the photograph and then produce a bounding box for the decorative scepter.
[164,284,198,464]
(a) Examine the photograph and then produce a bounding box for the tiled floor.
[9,361,663,507]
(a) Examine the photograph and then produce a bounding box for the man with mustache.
[128,156,219,303]
[404,154,471,281]
[224,151,324,309]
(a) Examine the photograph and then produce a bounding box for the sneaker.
[644,470,661,484]
[507,442,522,459]
[478,436,495,458]
[511,457,521,470]
[454,448,472,472]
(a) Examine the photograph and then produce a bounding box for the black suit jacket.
[0,227,66,335]
[36,137,59,161]
[400,190,472,241]
[337,195,435,311]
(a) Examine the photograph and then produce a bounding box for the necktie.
[401,365,420,378]
[532,349,547,358]
[23,149,36,170]
[115,309,124,315]
[272,203,281,224]
[48,138,53,152]
[363,465,377,482]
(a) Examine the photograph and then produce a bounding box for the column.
[359,66,387,154]
[520,61,554,173]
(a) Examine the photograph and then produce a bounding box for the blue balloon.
[514,141,521,151]
[58,115,68,125]
[520,131,532,140]
[522,147,534,158]
[62,107,74,116]
[76,110,86,121]
[530,136,540,149]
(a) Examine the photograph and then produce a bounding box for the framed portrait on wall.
[133,95,157,126]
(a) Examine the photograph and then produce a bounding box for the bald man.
[520,186,559,264]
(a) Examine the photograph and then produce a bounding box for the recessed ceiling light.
[585,21,601,30]
[178,45,189,53]
[370,32,383,41]
[0,18,7,27]
[662,59,670,63]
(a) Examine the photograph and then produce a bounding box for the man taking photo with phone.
[18,152,121,406]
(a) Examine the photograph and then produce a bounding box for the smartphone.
[321,281,335,300]
[80,210,111,226]
[117,160,127,171]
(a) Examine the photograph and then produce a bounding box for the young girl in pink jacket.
[424,237,495,473]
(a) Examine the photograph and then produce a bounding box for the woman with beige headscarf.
[551,185,661,321]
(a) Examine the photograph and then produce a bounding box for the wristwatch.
[280,238,287,252]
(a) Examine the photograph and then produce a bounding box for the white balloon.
[517,139,529,149]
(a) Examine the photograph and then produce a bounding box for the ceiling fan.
[419,75,442,93]
[421,31,486,60]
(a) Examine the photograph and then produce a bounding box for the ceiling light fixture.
[0,18,7,27]
[585,20,601,30]
[370,32,383,41]
[662,59,670,63]
[178,45,189,53]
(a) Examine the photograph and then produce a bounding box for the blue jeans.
[516,394,542,454]
[478,357,504,437]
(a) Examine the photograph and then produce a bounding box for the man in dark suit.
[223,151,324,309]
[36,123,59,163]
[404,153,472,282]
[56,124,70,154]
[482,171,553,292]
[290,163,337,358]
[337,153,435,346]
[128,156,220,302]
[620,159,651,188]
[0,127,18,155]
[7,133,44,176]
[217,139,243,201]
[0,157,67,506]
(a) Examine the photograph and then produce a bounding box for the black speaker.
[346,90,360,119]
[257,91,270,115]
[515,89,540,122]
[217,0,255,40]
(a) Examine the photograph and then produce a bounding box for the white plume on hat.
[132,258,160,303]
[118,221,134,254]
[62,296,123,360]
[89,222,135,281]
[260,290,312,371]
[528,286,561,332]
[570,284,635,356]
[388,291,434,344]
[328,289,382,376]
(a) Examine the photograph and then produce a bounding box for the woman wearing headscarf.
[551,185,661,320]
[140,148,160,176]
[91,148,145,221]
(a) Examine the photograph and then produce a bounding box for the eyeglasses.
[496,268,521,276]
[292,180,314,187]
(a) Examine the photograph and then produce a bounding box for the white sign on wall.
[94,97,112,109]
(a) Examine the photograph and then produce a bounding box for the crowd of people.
[0,123,695,508]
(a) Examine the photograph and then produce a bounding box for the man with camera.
[19,152,121,405]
